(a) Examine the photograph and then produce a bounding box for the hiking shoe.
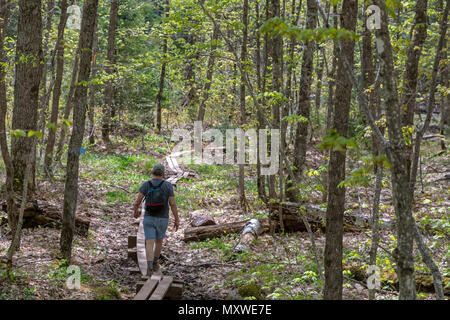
[152,262,161,274]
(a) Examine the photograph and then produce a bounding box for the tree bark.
[373,0,416,300]
[60,0,98,261]
[401,0,428,175]
[101,0,119,144]
[323,0,357,300]
[197,25,219,122]
[88,13,99,145]
[0,0,17,246]
[238,0,249,213]
[44,0,70,176]
[156,0,169,134]
[54,50,80,166]
[292,0,317,196]
[11,0,43,195]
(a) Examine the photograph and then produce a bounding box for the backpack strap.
[156,179,165,188]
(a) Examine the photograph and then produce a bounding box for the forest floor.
[0,124,448,300]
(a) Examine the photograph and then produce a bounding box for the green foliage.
[94,281,121,300]
[318,129,358,153]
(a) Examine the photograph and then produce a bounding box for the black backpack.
[144,180,166,215]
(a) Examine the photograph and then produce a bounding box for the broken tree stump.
[233,219,264,253]
[190,210,216,227]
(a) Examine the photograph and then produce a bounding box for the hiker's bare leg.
[153,239,163,273]
[145,239,155,275]
[154,239,163,258]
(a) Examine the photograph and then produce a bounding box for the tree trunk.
[54,51,80,166]
[156,0,170,134]
[292,0,317,199]
[60,0,98,261]
[101,0,119,144]
[197,25,219,122]
[401,0,428,175]
[323,0,357,300]
[238,0,249,213]
[0,0,17,247]
[373,0,416,300]
[11,0,43,196]
[268,0,282,201]
[88,13,99,145]
[44,0,70,176]
[255,1,266,201]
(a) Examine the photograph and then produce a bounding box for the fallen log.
[1,199,90,237]
[183,218,269,242]
[233,219,264,253]
[269,201,395,233]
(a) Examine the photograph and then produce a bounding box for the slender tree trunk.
[60,0,98,261]
[0,0,17,247]
[362,1,382,300]
[439,0,448,150]
[314,48,324,131]
[268,0,282,200]
[323,0,357,300]
[255,1,266,201]
[54,51,80,166]
[408,0,448,300]
[156,0,169,134]
[36,0,55,174]
[325,5,337,133]
[44,0,70,176]
[401,0,428,175]
[197,25,219,122]
[7,136,36,273]
[321,4,337,204]
[182,32,199,116]
[284,0,301,202]
[291,0,317,200]
[101,0,119,144]
[373,0,416,299]
[88,13,99,145]
[238,0,249,213]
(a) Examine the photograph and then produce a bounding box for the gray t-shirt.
[139,179,174,218]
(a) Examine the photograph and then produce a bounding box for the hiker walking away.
[133,163,180,276]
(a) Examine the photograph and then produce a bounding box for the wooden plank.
[164,282,183,300]
[133,277,160,300]
[137,213,147,275]
[136,281,146,292]
[127,248,137,263]
[128,267,140,275]
[128,235,137,249]
[149,276,173,300]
